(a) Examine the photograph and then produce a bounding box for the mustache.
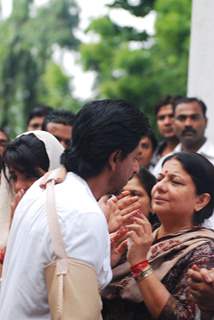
[181,127,197,136]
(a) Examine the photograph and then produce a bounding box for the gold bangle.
[135,266,153,282]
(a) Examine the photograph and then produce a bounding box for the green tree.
[80,0,191,127]
[80,15,157,119]
[39,61,80,111]
[108,0,155,17]
[0,0,80,135]
[152,0,191,96]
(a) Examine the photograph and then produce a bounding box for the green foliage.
[39,61,80,112]
[80,0,191,129]
[0,0,192,136]
[152,0,191,96]
[0,0,80,136]
[108,0,155,17]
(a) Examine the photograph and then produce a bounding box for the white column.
[188,0,214,140]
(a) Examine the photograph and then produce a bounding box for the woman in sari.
[103,152,214,320]
[0,131,64,273]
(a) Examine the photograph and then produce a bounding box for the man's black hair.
[27,105,53,125]
[42,110,75,130]
[173,97,207,118]
[61,99,150,179]
[155,95,182,116]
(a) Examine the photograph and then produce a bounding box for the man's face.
[174,102,207,147]
[157,104,175,139]
[0,131,8,156]
[109,145,140,194]
[27,116,44,131]
[46,122,72,149]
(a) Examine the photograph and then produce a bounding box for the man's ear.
[194,193,211,212]
[108,150,122,171]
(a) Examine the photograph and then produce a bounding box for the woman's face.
[123,175,151,217]
[9,169,37,193]
[151,158,206,225]
[137,136,154,168]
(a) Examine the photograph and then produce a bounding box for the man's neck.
[86,172,110,200]
[181,137,206,153]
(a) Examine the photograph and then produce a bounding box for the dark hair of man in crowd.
[3,133,49,181]
[27,105,53,126]
[155,95,183,116]
[42,109,75,130]
[61,99,150,179]
[162,152,214,225]
[173,97,207,118]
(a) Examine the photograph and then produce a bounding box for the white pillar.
[188,0,214,140]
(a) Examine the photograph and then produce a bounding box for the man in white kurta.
[0,173,112,319]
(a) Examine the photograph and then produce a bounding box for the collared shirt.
[174,139,214,165]
[0,172,112,320]
[151,138,214,177]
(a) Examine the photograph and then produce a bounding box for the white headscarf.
[0,130,64,248]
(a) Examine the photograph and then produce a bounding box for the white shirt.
[152,138,214,177]
[0,173,112,320]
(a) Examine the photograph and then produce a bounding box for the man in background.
[151,96,179,168]
[42,109,75,148]
[173,97,214,163]
[153,96,214,175]
[26,105,52,131]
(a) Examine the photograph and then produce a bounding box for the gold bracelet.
[134,266,153,282]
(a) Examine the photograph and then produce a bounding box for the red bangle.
[130,260,149,275]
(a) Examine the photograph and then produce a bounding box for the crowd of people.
[0,97,213,320]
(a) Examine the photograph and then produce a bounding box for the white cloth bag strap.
[46,179,67,259]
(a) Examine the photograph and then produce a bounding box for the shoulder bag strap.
[46,179,67,259]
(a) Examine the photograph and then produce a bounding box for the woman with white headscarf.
[0,131,64,272]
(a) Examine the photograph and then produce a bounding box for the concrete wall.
[188,0,214,141]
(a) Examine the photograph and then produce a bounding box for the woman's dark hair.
[144,130,158,152]
[135,168,160,229]
[136,167,156,200]
[61,99,150,179]
[162,152,214,225]
[3,133,49,180]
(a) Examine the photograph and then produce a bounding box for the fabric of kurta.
[0,172,112,320]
